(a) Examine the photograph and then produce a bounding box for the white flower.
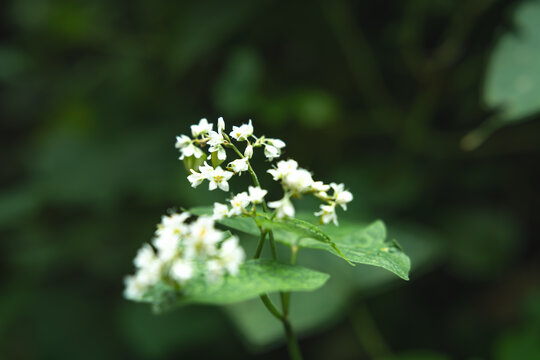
[134,244,156,269]
[268,195,295,219]
[208,166,233,191]
[191,118,213,137]
[218,236,245,275]
[229,120,253,141]
[184,216,222,258]
[229,192,251,216]
[264,144,280,160]
[134,257,163,285]
[175,135,191,149]
[153,232,180,261]
[170,259,194,283]
[212,202,229,220]
[123,275,146,300]
[244,144,253,159]
[267,159,298,181]
[311,181,330,193]
[228,157,249,174]
[282,168,313,194]
[267,138,286,149]
[330,183,353,210]
[217,117,225,133]
[248,186,267,204]
[179,143,204,160]
[208,130,227,160]
[315,202,338,226]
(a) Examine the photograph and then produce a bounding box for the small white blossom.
[212,202,229,220]
[217,236,245,275]
[208,130,227,161]
[315,202,339,226]
[134,244,156,269]
[206,259,225,282]
[184,216,222,258]
[179,143,204,160]
[187,169,205,188]
[208,166,233,191]
[170,259,194,283]
[229,192,251,216]
[268,195,295,219]
[282,168,314,194]
[267,138,286,149]
[134,258,163,285]
[248,186,267,204]
[191,118,213,137]
[267,159,298,181]
[217,117,225,133]
[175,135,191,149]
[330,183,353,210]
[264,144,280,160]
[123,275,146,300]
[228,157,249,174]
[153,233,180,261]
[229,120,253,141]
[244,144,253,159]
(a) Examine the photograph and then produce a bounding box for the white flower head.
[315,202,339,226]
[229,192,251,216]
[267,159,298,181]
[134,244,156,269]
[179,143,204,160]
[218,236,245,275]
[248,186,267,204]
[175,135,191,150]
[244,144,254,159]
[212,202,229,220]
[184,216,222,258]
[330,183,353,210]
[264,144,280,160]
[208,166,234,191]
[282,168,313,194]
[191,118,213,137]
[268,195,295,219]
[217,117,225,133]
[229,120,253,141]
[170,258,194,283]
[123,275,147,300]
[134,257,163,286]
[228,157,249,174]
[267,138,286,149]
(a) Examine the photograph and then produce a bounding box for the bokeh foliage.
[1,0,539,359]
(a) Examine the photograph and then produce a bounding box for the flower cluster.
[124,212,245,301]
[267,159,353,224]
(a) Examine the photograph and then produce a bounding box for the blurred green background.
[1,0,540,359]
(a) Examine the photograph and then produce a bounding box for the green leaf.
[485,1,540,122]
[144,259,329,312]
[254,213,353,264]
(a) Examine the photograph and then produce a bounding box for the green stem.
[260,294,283,321]
[228,140,302,360]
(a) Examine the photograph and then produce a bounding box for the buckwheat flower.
[208,130,227,161]
[268,159,298,181]
[264,144,280,160]
[218,236,245,275]
[135,257,164,285]
[330,183,353,210]
[208,166,233,191]
[187,169,205,188]
[212,202,229,220]
[311,181,330,193]
[191,118,213,137]
[244,144,253,159]
[229,192,251,216]
[282,168,314,194]
[184,216,222,258]
[315,202,339,226]
[134,244,157,269]
[153,233,180,261]
[268,195,295,219]
[170,258,194,283]
[229,120,253,141]
[229,157,249,174]
[217,116,225,133]
[267,138,286,149]
[248,186,267,204]
[123,275,146,300]
[175,135,191,150]
[179,143,204,160]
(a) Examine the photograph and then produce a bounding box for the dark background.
[1,0,539,359]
